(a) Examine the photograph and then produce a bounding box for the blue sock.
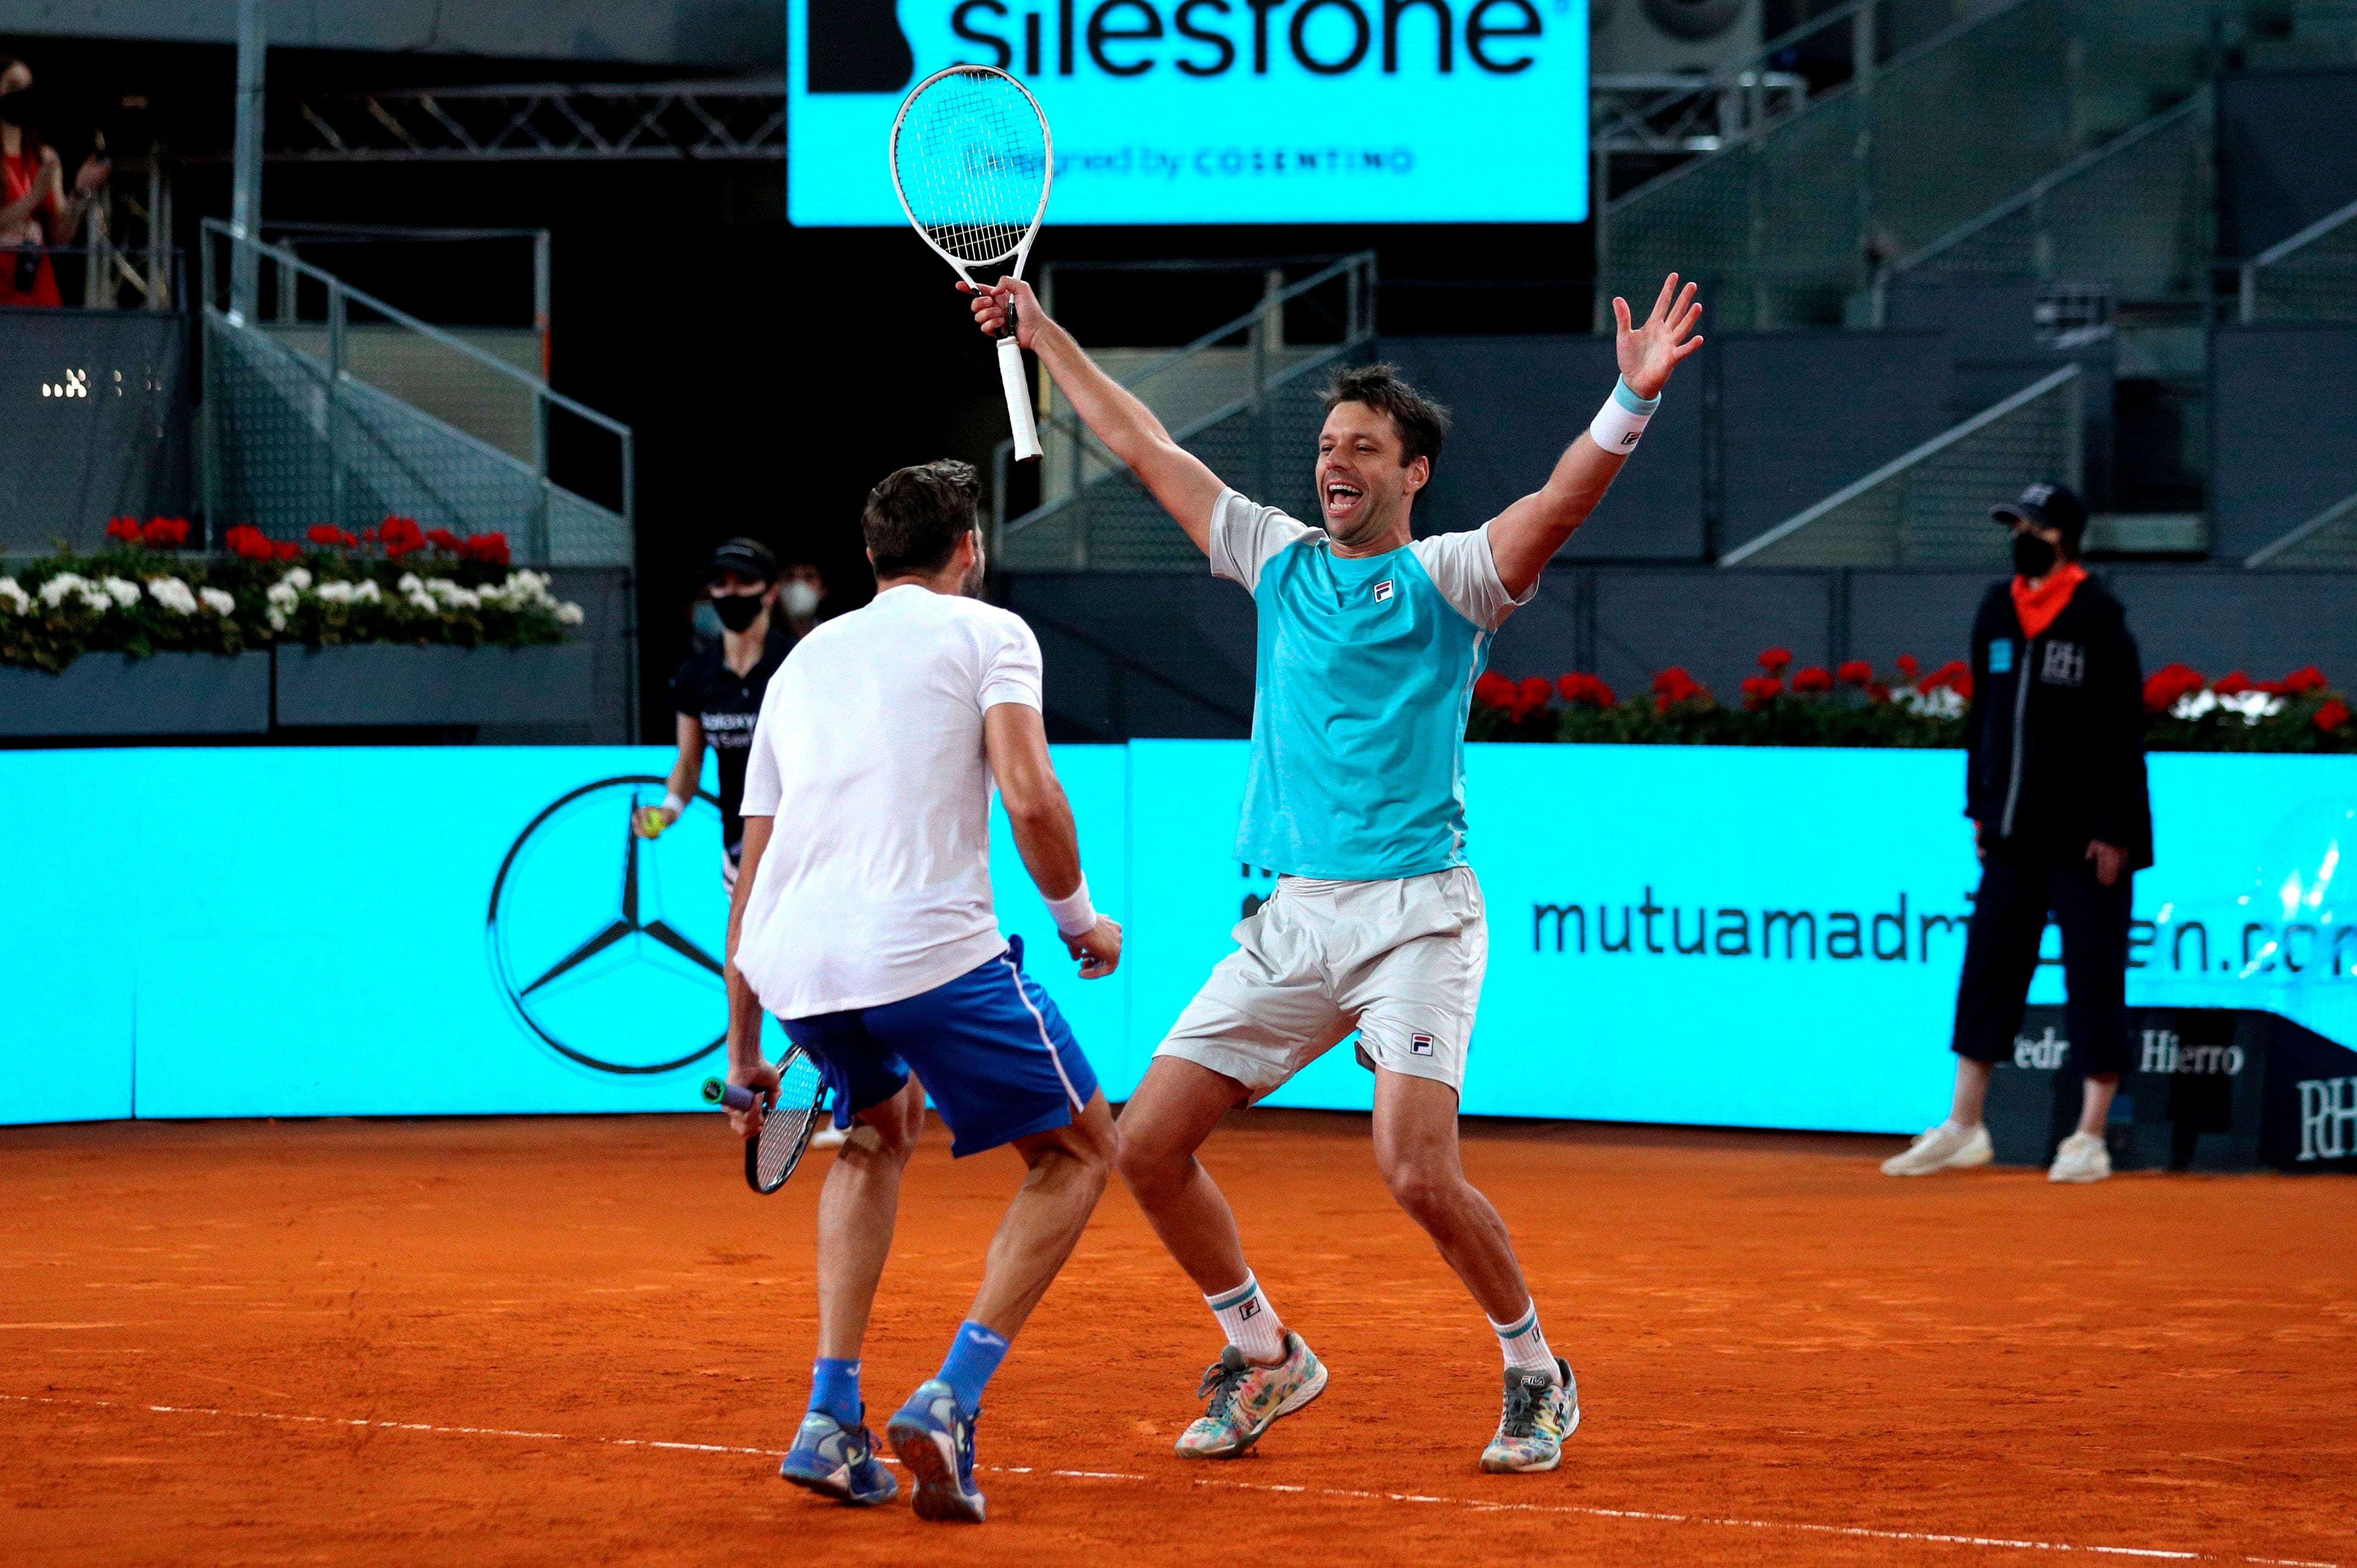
[936,1320,1010,1420]
[809,1357,862,1429]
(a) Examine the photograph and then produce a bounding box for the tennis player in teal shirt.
[969,271,1704,1475]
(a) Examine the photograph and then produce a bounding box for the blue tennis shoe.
[886,1379,986,1524]
[777,1410,898,1507]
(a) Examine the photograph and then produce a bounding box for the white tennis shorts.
[1155,866,1487,1098]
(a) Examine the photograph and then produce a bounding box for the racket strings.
[753,1053,826,1191]
[892,69,1049,267]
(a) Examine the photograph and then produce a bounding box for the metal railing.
[1877,89,2212,314]
[1721,363,2082,567]
[995,254,1377,572]
[2239,197,2357,323]
[1599,0,2077,331]
[2246,488,2357,569]
[198,219,633,566]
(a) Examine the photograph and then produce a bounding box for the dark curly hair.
[863,459,981,578]
[1321,362,1452,472]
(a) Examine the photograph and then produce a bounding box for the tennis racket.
[701,1046,826,1195]
[888,64,1053,462]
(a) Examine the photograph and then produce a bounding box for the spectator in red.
[0,59,108,308]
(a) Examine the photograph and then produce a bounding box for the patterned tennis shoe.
[886,1379,987,1524]
[1481,1358,1580,1474]
[776,1410,898,1506]
[1174,1331,1328,1459]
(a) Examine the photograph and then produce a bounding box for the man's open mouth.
[1323,479,1364,520]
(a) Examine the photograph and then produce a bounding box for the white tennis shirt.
[734,582,1044,1019]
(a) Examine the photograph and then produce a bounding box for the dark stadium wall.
[2216,69,2357,259]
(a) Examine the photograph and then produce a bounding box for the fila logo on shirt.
[1410,1033,1436,1056]
[1373,579,1394,603]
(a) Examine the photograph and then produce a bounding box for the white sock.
[1205,1272,1287,1365]
[1491,1302,1558,1380]
[1940,1117,1976,1135]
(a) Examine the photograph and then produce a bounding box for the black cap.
[1991,482,2087,546]
[706,536,777,583]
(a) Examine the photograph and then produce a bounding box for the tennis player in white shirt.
[722,459,1121,1526]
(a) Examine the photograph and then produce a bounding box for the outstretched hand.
[962,276,1044,351]
[1614,274,1705,400]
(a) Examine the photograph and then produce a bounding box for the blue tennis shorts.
[780,936,1099,1158]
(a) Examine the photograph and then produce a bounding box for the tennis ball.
[636,806,667,839]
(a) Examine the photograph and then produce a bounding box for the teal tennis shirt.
[1211,490,1534,880]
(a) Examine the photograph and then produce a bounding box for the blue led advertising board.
[4,746,2350,1131]
[786,0,1590,226]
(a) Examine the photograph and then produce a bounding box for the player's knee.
[1380,1159,1458,1225]
[1112,1123,1186,1200]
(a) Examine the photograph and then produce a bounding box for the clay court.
[3,1110,2350,1567]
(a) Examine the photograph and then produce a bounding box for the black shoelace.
[1196,1356,1249,1421]
[1497,1377,1543,1439]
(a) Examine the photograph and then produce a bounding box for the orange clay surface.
[2,1110,2353,1567]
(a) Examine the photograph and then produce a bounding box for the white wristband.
[1044,875,1098,938]
[661,792,688,817]
[1587,376,1660,455]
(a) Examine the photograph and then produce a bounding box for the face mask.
[711,591,766,632]
[780,581,820,619]
[2012,531,2059,578]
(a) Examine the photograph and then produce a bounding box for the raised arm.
[982,701,1122,979]
[1486,275,1705,598]
[968,278,1227,554]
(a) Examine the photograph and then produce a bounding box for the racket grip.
[700,1078,757,1112]
[999,334,1041,462]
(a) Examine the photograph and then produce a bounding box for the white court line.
[0,1392,2335,1568]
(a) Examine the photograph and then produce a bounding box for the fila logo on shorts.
[1373,579,1394,603]
[1411,1033,1435,1056]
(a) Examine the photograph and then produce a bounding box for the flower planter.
[0,652,271,737]
[274,643,595,728]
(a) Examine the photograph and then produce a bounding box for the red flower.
[274,541,302,561]
[141,516,189,548]
[307,524,359,548]
[1510,675,1552,721]
[1921,659,1970,692]
[1472,672,1516,711]
[2210,669,2253,697]
[1895,653,1920,679]
[2283,666,2329,695]
[457,532,511,566]
[2317,700,2352,734]
[1740,675,1784,709]
[1866,681,1892,703]
[1952,671,1974,702]
[1757,647,1793,674]
[1791,665,1834,694]
[1835,659,1874,687]
[2143,663,2203,714]
[223,524,277,561]
[1556,672,1617,708]
[1650,666,1708,712]
[425,527,462,552]
[105,515,143,543]
[378,516,427,559]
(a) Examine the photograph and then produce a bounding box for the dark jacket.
[1963,573,2154,870]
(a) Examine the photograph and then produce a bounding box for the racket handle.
[999,334,1041,462]
[700,1078,757,1112]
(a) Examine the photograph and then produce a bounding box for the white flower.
[428,577,465,601]
[283,567,313,591]
[0,577,30,615]
[265,582,300,609]
[443,586,482,612]
[555,601,585,626]
[199,587,236,616]
[354,579,382,604]
[40,573,111,613]
[396,573,425,595]
[148,576,199,615]
[268,607,287,632]
[406,590,439,613]
[100,576,143,608]
[2217,689,2283,725]
[2170,689,2218,720]
[1900,684,1965,720]
[503,569,553,605]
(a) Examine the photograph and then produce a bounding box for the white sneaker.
[2047,1131,2112,1183]
[1880,1122,1993,1177]
[809,1123,848,1151]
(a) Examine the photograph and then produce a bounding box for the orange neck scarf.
[2010,560,2087,639]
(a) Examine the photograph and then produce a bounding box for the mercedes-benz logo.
[486,775,730,1075]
